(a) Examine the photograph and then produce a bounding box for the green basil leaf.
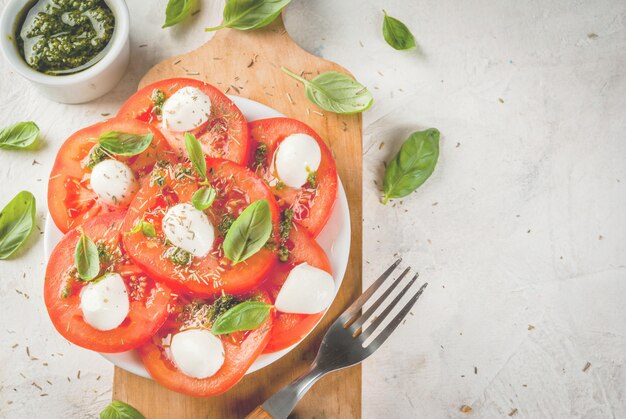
[0,191,36,259]
[192,186,217,211]
[206,0,291,32]
[383,128,440,204]
[163,0,195,28]
[75,232,100,281]
[382,10,416,51]
[129,220,156,238]
[223,200,272,264]
[100,400,146,419]
[0,122,39,150]
[141,221,156,238]
[98,131,154,156]
[281,67,373,114]
[184,132,207,180]
[212,300,272,335]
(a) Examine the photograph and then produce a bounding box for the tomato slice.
[248,118,338,237]
[262,225,332,353]
[44,212,172,353]
[138,291,273,397]
[118,78,249,164]
[122,158,280,297]
[48,118,174,234]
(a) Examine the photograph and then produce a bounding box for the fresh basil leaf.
[100,400,145,419]
[75,232,100,281]
[212,300,272,335]
[223,200,272,264]
[98,132,154,156]
[192,186,217,211]
[0,122,39,150]
[184,132,207,180]
[0,191,36,259]
[281,67,373,114]
[383,128,440,204]
[129,220,156,238]
[382,10,416,50]
[141,221,156,238]
[206,0,291,32]
[163,0,195,28]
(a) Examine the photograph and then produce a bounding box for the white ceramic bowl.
[44,95,352,378]
[0,0,130,104]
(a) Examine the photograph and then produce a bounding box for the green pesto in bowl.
[15,0,115,75]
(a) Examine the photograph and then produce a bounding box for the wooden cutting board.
[112,15,362,419]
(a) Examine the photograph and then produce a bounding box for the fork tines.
[341,258,428,351]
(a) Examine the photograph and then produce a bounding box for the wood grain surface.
[111,16,363,419]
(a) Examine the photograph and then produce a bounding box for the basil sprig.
[192,186,217,211]
[129,220,156,238]
[212,300,272,335]
[184,133,207,180]
[163,0,194,28]
[0,191,36,259]
[75,232,100,281]
[281,67,373,114]
[98,131,154,156]
[0,122,39,150]
[383,129,440,204]
[382,10,416,51]
[100,400,145,419]
[223,200,272,264]
[206,0,291,32]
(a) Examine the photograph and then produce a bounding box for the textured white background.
[1,0,625,418]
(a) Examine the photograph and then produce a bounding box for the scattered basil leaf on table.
[223,199,272,264]
[383,128,440,204]
[0,122,39,150]
[382,10,416,50]
[98,132,154,156]
[206,0,291,32]
[184,132,207,180]
[100,400,146,419]
[0,191,36,259]
[163,0,194,28]
[281,67,373,114]
[75,232,100,280]
[212,300,272,335]
[192,186,217,211]
[129,220,156,238]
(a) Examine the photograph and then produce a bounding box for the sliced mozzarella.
[170,329,225,379]
[90,159,138,207]
[162,203,215,257]
[161,86,212,132]
[273,133,322,188]
[274,263,335,314]
[79,273,130,331]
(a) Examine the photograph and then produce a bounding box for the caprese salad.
[44,78,340,396]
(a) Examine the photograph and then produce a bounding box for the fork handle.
[245,364,326,419]
[246,406,273,419]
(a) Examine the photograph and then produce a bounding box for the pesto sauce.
[15,0,115,75]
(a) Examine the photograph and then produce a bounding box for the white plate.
[43,95,351,379]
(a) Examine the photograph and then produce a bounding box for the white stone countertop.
[0,0,624,417]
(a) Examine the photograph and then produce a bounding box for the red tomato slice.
[122,158,280,297]
[248,118,338,237]
[138,291,273,397]
[263,225,332,353]
[48,118,174,233]
[44,212,172,353]
[118,78,249,164]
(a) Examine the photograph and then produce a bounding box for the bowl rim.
[0,0,130,86]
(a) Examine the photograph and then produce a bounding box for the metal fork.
[246,259,428,419]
